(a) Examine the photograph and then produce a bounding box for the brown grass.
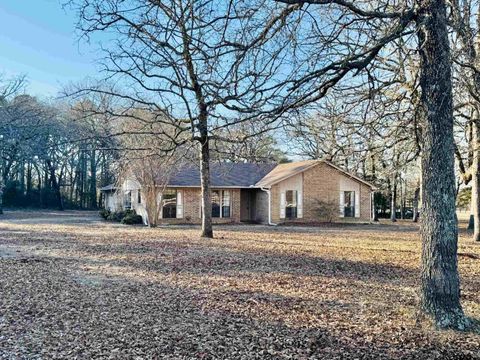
[0,210,479,359]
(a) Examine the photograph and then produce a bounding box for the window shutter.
[158,193,163,219]
[280,192,286,219]
[176,191,183,218]
[355,191,360,218]
[297,191,303,218]
[339,191,345,217]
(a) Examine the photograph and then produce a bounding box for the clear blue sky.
[0,0,98,98]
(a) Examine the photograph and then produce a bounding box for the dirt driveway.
[0,210,479,359]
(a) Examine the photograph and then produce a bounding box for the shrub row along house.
[101,160,374,225]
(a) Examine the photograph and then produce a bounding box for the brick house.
[101,160,374,225]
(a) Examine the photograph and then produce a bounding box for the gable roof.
[168,162,277,188]
[255,160,375,189]
[255,160,319,188]
[102,160,374,190]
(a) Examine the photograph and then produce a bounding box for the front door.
[240,189,255,222]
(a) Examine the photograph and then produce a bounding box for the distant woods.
[0,77,117,211]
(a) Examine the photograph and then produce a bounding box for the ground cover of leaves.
[0,210,479,359]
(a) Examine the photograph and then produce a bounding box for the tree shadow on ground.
[1,254,477,359]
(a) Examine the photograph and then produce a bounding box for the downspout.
[259,186,277,226]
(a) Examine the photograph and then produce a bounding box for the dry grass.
[0,210,479,359]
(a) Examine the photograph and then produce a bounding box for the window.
[211,190,231,218]
[162,190,177,218]
[124,191,132,209]
[285,190,297,219]
[344,191,355,217]
[222,191,231,218]
[212,190,221,218]
[137,190,142,204]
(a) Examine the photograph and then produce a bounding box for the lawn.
[0,211,479,359]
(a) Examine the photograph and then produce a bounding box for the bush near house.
[99,209,110,219]
[99,209,143,225]
[312,198,339,223]
[121,212,143,225]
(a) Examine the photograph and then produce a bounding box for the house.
[100,160,375,225]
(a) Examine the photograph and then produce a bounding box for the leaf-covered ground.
[0,210,479,359]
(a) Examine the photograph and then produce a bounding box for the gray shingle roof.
[168,162,277,188]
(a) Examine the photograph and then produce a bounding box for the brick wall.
[159,187,241,224]
[271,162,372,223]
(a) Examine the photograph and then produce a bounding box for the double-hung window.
[285,190,298,219]
[124,191,132,209]
[162,190,177,219]
[211,190,231,218]
[344,191,355,217]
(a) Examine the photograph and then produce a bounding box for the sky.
[0,0,99,98]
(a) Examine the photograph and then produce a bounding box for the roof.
[168,162,277,188]
[255,160,375,189]
[99,184,117,191]
[101,160,374,190]
[255,160,319,188]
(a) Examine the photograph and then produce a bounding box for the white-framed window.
[161,190,183,219]
[162,190,177,218]
[344,191,355,218]
[285,190,298,219]
[211,190,231,218]
[124,191,132,209]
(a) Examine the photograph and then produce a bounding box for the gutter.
[258,186,277,226]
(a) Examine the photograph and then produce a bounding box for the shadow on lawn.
[2,258,463,360]
[45,236,419,287]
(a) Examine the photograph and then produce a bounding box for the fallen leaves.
[0,210,479,359]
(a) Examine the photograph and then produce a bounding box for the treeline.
[0,83,117,211]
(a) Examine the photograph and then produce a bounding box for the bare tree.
[449,0,480,241]
[273,0,466,329]
[118,119,188,227]
[66,0,301,238]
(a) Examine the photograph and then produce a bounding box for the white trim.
[280,192,286,219]
[176,190,183,218]
[259,186,277,225]
[354,190,360,218]
[339,191,345,218]
[255,160,375,189]
[297,190,303,218]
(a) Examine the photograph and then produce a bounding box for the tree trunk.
[26,161,32,197]
[46,159,64,211]
[391,174,397,222]
[471,120,480,241]
[89,149,97,209]
[19,160,25,195]
[0,182,3,215]
[416,0,467,329]
[200,134,213,238]
[413,186,420,222]
[400,179,405,220]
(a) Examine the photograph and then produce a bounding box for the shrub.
[107,210,126,222]
[103,209,143,224]
[312,199,339,223]
[99,209,111,219]
[121,213,143,225]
